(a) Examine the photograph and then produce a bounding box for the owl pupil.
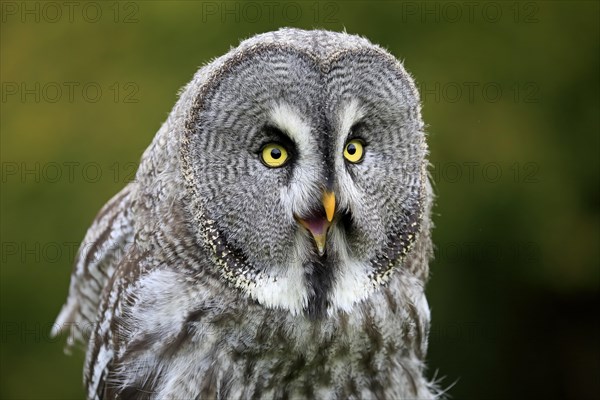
[271,148,281,159]
[347,144,356,155]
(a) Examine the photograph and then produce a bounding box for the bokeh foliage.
[1,1,598,399]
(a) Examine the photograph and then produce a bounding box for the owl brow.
[347,121,368,141]
[258,125,297,152]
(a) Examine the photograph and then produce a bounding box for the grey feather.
[54,28,438,400]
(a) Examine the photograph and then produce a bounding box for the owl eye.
[343,139,365,163]
[260,143,289,168]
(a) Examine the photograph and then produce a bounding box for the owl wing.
[52,184,136,350]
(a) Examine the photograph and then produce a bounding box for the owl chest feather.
[108,268,432,399]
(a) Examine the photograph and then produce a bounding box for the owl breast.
[105,267,433,399]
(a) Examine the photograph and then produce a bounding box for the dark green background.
[1,1,598,399]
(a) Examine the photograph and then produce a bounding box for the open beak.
[296,191,336,256]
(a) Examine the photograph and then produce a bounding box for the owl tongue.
[296,213,331,256]
[300,216,329,235]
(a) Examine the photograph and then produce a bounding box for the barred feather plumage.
[54,28,438,399]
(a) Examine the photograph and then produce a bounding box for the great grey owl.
[53,28,436,399]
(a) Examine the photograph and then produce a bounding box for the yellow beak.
[296,191,336,256]
[323,191,336,222]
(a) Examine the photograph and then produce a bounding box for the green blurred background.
[1,1,598,399]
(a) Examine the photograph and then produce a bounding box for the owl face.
[183,44,426,317]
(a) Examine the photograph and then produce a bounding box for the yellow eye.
[260,143,289,167]
[343,139,365,163]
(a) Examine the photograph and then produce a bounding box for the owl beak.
[322,191,336,223]
[296,191,336,256]
[297,217,330,256]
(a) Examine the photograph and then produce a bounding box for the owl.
[53,28,437,399]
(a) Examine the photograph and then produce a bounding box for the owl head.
[151,29,431,318]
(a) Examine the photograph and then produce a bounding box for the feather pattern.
[54,28,438,399]
[53,185,135,348]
